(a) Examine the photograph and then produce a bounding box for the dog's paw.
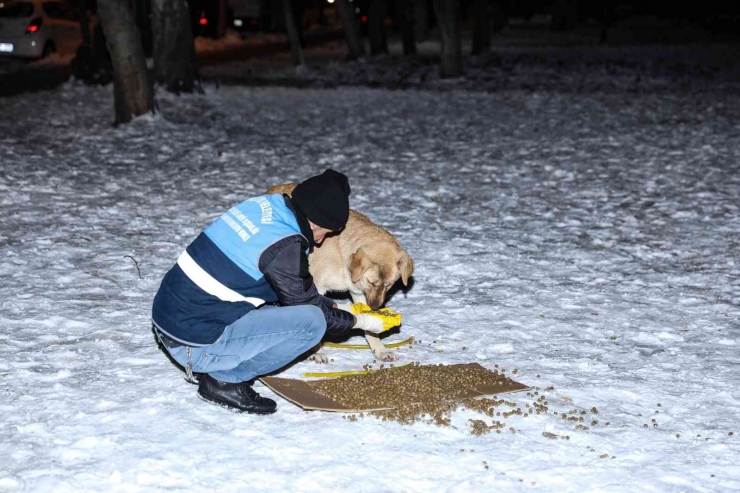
[309,352,329,364]
[374,349,398,362]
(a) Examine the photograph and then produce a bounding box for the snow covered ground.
[1,48,739,492]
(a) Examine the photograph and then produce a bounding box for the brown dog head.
[349,246,414,310]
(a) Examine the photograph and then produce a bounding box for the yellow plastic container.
[349,303,402,332]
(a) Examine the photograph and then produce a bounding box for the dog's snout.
[367,298,383,311]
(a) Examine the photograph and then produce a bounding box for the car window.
[42,1,76,20]
[60,2,77,20]
[0,2,34,17]
[42,2,60,17]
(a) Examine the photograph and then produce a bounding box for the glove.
[336,303,354,314]
[353,313,385,334]
[341,302,402,333]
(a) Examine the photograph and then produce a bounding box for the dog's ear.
[398,250,414,286]
[349,248,369,283]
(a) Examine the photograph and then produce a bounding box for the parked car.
[228,0,262,35]
[0,0,81,58]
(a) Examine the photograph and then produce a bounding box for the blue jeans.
[160,305,326,383]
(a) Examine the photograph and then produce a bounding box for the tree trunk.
[491,0,508,32]
[550,0,578,31]
[413,0,430,41]
[137,0,154,56]
[598,1,615,43]
[336,0,365,60]
[151,0,199,93]
[217,0,228,38]
[76,0,92,47]
[97,0,154,124]
[282,0,305,66]
[431,0,462,77]
[471,0,490,55]
[369,0,388,55]
[395,0,416,55]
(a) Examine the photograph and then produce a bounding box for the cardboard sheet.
[261,363,530,412]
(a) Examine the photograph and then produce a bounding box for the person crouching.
[151,169,384,414]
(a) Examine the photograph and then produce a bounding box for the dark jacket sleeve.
[319,294,337,309]
[258,235,355,336]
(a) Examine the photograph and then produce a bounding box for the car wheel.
[41,41,56,59]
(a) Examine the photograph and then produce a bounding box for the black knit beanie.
[292,169,351,231]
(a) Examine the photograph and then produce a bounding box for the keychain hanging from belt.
[185,347,198,384]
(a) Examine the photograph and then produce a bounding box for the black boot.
[197,374,277,415]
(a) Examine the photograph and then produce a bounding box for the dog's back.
[265,183,298,197]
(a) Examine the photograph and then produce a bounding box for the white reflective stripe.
[177,251,265,307]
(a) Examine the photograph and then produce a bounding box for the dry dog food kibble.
[313,363,517,426]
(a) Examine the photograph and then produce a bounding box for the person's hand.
[353,313,384,334]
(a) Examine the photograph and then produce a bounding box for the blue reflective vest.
[152,194,304,345]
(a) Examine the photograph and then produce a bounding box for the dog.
[265,183,414,362]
